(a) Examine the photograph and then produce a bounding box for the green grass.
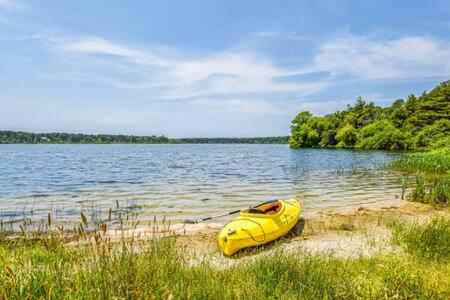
[407,173,450,206]
[390,147,450,174]
[0,226,449,299]
[388,216,450,262]
[389,147,450,206]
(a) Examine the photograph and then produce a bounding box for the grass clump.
[389,216,450,262]
[411,173,426,202]
[409,173,450,206]
[431,176,450,204]
[390,147,450,174]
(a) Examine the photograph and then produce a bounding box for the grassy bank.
[1,215,449,299]
[390,147,450,174]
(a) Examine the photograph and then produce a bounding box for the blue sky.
[0,0,449,137]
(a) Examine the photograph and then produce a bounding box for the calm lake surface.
[0,144,402,225]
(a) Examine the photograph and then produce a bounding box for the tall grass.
[410,173,450,205]
[1,215,449,299]
[1,236,448,299]
[411,173,426,202]
[1,201,449,298]
[389,147,449,206]
[389,216,450,262]
[431,176,450,204]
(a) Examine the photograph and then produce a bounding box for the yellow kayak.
[218,199,301,256]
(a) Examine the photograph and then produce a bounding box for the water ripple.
[0,144,403,223]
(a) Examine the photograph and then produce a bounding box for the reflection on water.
[0,144,402,225]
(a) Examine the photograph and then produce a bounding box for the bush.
[356,120,410,150]
[335,124,357,147]
[289,81,450,150]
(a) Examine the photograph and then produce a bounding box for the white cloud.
[42,33,450,125]
[252,30,313,42]
[52,34,450,102]
[59,37,172,67]
[253,31,281,37]
[312,35,450,79]
[50,36,328,101]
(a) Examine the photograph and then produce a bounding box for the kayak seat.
[255,202,282,215]
[246,201,282,215]
[247,207,266,214]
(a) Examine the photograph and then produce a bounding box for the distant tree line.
[290,81,450,150]
[0,131,289,144]
[173,136,289,144]
[0,132,171,144]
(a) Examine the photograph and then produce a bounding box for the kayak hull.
[218,199,301,256]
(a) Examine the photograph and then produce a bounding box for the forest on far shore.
[0,131,289,144]
[290,81,450,150]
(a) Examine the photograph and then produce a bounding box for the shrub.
[356,119,410,150]
[335,124,357,147]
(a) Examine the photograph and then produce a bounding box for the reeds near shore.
[410,175,450,205]
[390,147,450,174]
[390,147,450,206]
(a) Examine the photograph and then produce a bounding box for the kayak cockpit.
[243,200,282,215]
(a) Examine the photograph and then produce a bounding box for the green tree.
[410,81,450,128]
[289,111,313,148]
[335,124,358,148]
[344,97,383,129]
[414,119,450,149]
[289,81,450,151]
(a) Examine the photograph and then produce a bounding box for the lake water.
[0,144,402,226]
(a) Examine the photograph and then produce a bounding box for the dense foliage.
[290,81,450,150]
[0,131,289,144]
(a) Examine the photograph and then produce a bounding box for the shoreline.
[99,198,445,264]
[105,197,437,237]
